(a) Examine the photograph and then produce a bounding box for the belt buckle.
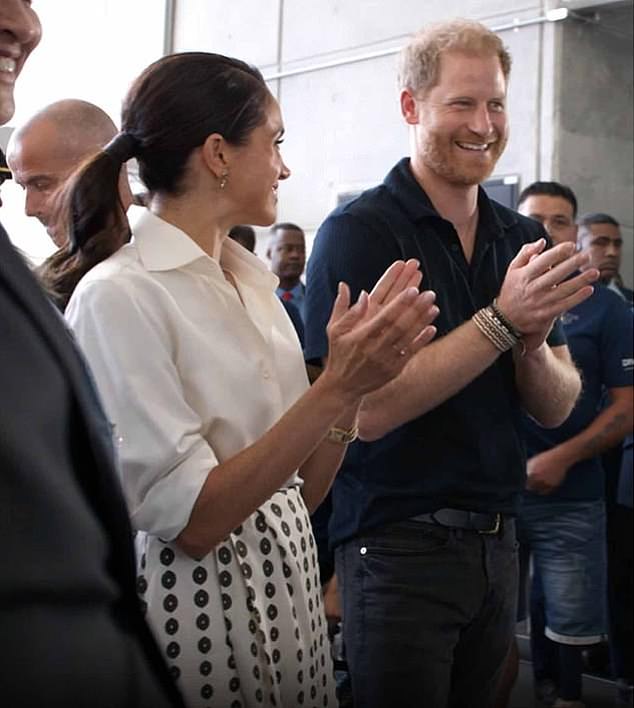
[477,513,501,535]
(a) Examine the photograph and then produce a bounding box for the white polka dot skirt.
[137,486,336,708]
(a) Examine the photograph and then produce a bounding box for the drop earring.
[219,171,229,190]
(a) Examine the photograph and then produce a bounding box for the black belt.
[410,508,502,535]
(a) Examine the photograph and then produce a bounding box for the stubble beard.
[422,132,507,187]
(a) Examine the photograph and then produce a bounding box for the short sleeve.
[66,276,216,541]
[304,212,398,362]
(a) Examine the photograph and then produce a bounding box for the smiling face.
[0,0,41,125]
[403,50,508,188]
[223,96,290,227]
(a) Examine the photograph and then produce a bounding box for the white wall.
[3,0,632,285]
[172,0,633,286]
[172,0,632,284]
[556,4,634,286]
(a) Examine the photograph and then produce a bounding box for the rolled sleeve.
[66,276,216,540]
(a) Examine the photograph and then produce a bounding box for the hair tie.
[103,131,138,164]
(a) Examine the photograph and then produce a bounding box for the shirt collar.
[607,278,627,300]
[132,208,278,290]
[383,157,518,239]
[278,282,304,297]
[133,208,208,271]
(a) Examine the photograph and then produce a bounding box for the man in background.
[577,212,634,705]
[267,221,306,318]
[0,2,183,705]
[229,222,305,347]
[8,98,132,246]
[578,212,632,304]
[516,181,633,708]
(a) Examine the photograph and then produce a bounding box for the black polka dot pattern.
[137,487,334,707]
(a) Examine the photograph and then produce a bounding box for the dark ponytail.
[39,52,269,308]
[38,145,132,309]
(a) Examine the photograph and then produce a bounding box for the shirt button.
[360,547,367,556]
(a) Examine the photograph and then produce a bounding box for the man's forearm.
[358,320,501,440]
[514,344,581,428]
[555,390,633,467]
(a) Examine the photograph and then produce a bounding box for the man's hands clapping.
[496,239,599,352]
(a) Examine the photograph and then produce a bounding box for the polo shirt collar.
[383,157,518,239]
[132,208,278,290]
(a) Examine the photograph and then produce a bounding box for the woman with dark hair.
[61,52,438,707]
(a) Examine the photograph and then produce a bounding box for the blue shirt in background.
[523,285,633,502]
[276,281,305,320]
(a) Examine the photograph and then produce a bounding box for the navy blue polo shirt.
[523,285,633,502]
[304,158,566,548]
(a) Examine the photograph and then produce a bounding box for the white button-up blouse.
[66,209,308,542]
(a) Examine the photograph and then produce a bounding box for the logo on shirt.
[622,357,634,372]
[561,312,579,326]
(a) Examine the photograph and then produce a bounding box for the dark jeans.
[335,517,518,708]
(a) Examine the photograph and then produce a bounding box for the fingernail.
[337,282,343,294]
[350,291,367,313]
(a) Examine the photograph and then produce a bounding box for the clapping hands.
[323,259,438,401]
[496,239,599,352]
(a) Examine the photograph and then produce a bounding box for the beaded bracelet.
[491,299,523,339]
[473,305,520,353]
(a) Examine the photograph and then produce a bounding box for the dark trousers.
[335,518,518,708]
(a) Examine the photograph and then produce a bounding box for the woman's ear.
[200,133,229,179]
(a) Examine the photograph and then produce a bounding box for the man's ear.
[400,88,420,125]
[200,133,229,179]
